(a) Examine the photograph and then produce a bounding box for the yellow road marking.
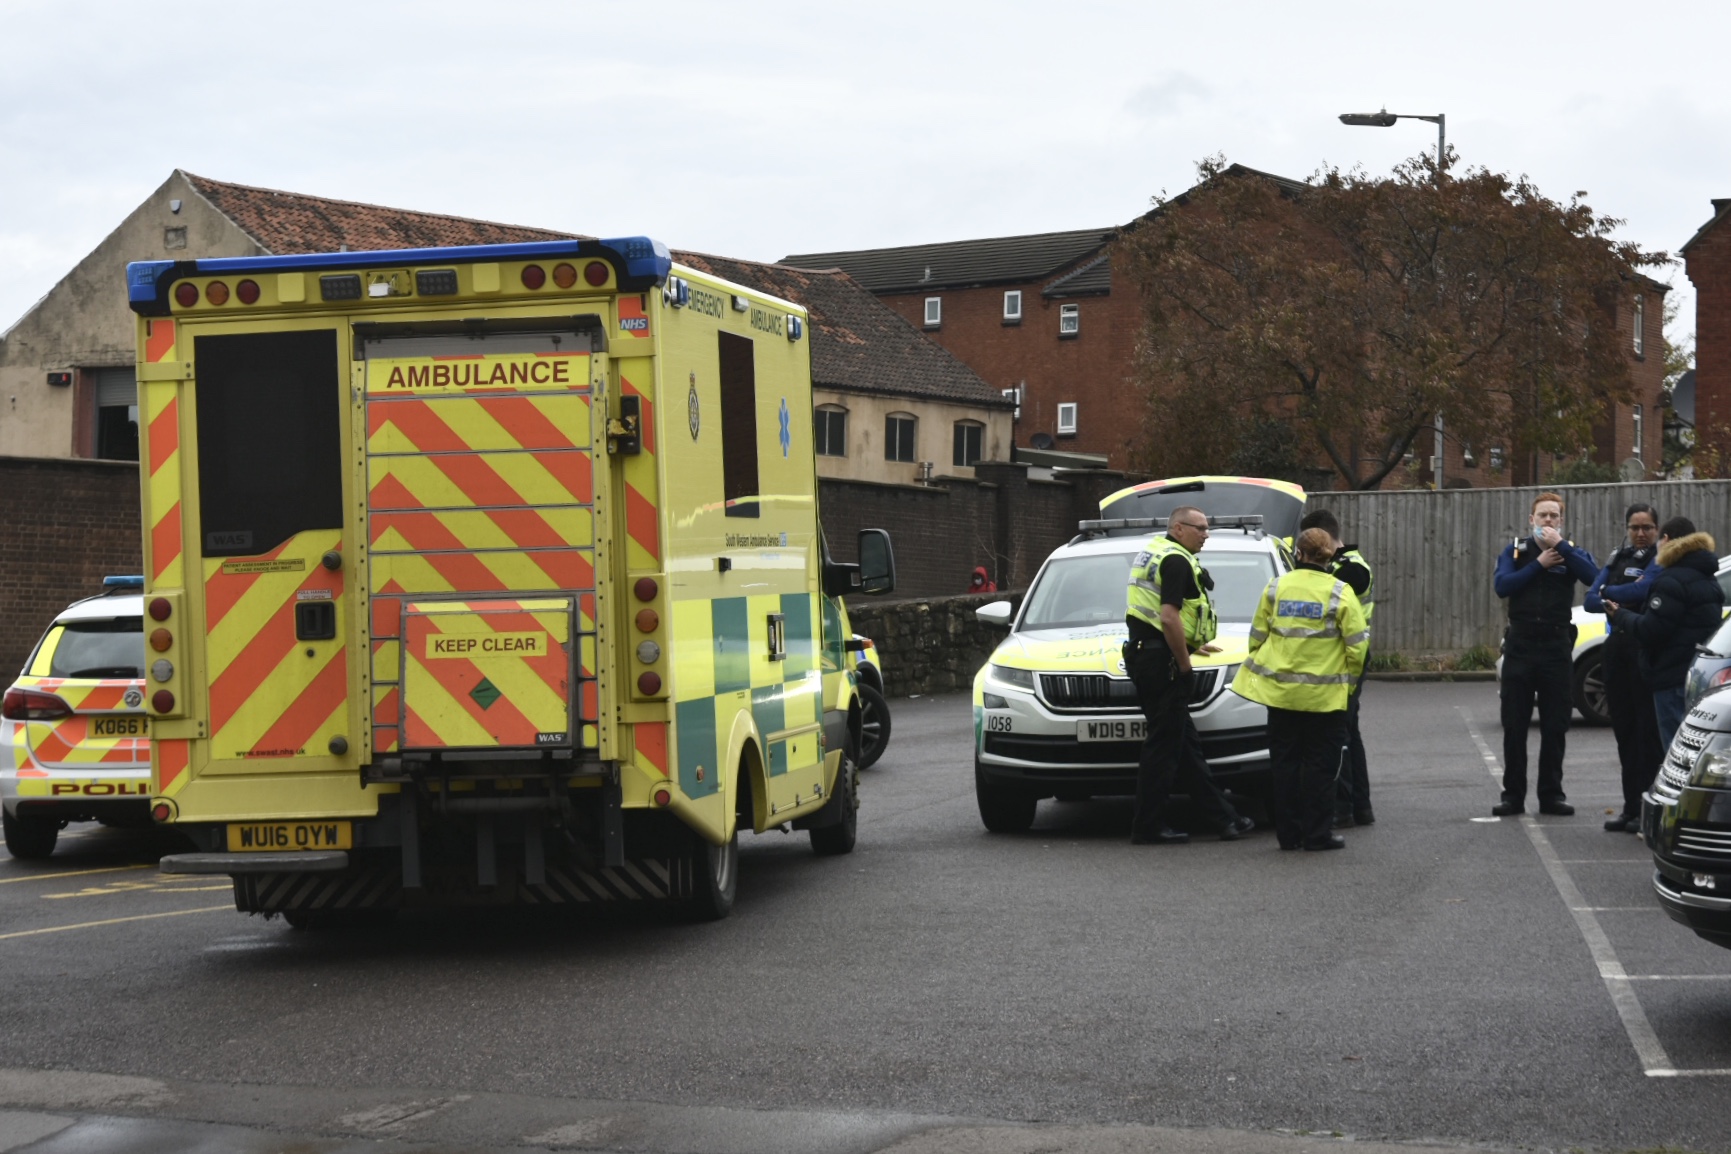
[43,878,236,900]
[0,905,231,941]
[0,865,152,885]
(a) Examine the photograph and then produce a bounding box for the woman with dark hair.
[1585,504,1663,832]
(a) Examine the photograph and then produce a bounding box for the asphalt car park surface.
[1,683,1730,1153]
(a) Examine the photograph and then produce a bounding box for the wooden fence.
[1321,480,1731,654]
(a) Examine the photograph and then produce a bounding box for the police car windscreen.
[1704,612,1731,658]
[47,619,143,679]
[1019,552,1276,630]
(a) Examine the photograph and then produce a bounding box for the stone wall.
[844,590,1021,697]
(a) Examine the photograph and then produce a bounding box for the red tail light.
[521,265,546,290]
[174,283,199,308]
[1712,668,1731,689]
[236,279,260,304]
[584,261,609,287]
[2,687,73,721]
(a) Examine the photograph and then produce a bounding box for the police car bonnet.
[1098,477,1307,539]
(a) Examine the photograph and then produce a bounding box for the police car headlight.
[1692,750,1731,786]
[988,664,1034,691]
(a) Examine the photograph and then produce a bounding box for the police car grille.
[1039,669,1218,711]
[1659,723,1711,795]
[1676,823,1731,861]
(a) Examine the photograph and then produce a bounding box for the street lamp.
[1340,107,1448,488]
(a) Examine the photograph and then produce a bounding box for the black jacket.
[1611,533,1725,690]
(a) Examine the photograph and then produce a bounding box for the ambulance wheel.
[3,810,59,860]
[975,762,1037,833]
[681,829,738,922]
[809,748,860,857]
[856,684,892,770]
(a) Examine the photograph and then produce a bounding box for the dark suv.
[1645,688,1731,948]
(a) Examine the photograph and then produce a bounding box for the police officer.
[1232,528,1370,851]
[1299,508,1375,827]
[1493,492,1599,817]
[1123,505,1256,845]
[1584,503,1662,833]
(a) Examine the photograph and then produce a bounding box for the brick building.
[1685,199,1731,465]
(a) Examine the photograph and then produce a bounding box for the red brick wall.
[1689,212,1731,466]
[877,278,1145,471]
[0,457,142,678]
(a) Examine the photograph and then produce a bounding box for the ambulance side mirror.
[857,529,896,596]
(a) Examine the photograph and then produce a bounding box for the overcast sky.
[4,1,1724,347]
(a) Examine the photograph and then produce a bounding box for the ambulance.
[125,237,894,923]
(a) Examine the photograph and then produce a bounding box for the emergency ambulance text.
[383,359,575,390]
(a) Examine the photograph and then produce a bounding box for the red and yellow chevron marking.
[202,532,349,760]
[156,738,189,794]
[618,296,652,340]
[634,722,668,778]
[401,600,573,750]
[7,678,148,772]
[369,449,594,510]
[620,371,660,569]
[367,394,592,454]
[145,317,177,364]
[144,385,182,586]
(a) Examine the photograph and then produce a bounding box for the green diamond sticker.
[469,678,502,711]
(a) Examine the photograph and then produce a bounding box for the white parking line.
[1612,974,1731,981]
[1458,708,1727,1079]
[1557,859,1652,864]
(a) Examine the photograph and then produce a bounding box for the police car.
[970,477,1301,832]
[1643,687,1731,950]
[1,578,150,859]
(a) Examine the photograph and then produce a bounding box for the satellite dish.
[1030,432,1056,450]
[1619,457,1645,483]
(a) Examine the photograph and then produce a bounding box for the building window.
[885,413,917,462]
[924,297,942,328]
[1003,291,1022,324]
[814,405,848,457]
[1633,294,1645,357]
[1059,304,1080,337]
[1633,404,1644,459]
[93,367,140,461]
[1056,403,1078,437]
[1488,446,1506,472]
[953,420,983,467]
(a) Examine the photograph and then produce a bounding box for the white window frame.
[885,412,918,463]
[1058,303,1080,336]
[814,405,848,458]
[1003,290,1022,323]
[1633,294,1645,357]
[953,420,984,467]
[1056,402,1078,436]
[924,297,942,328]
[1633,403,1644,460]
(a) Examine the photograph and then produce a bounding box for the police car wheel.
[809,747,860,857]
[975,763,1037,833]
[3,810,59,860]
[1572,651,1611,726]
[856,684,892,770]
[681,829,738,922]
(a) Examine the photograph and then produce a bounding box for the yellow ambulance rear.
[126,238,894,923]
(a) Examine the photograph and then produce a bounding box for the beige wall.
[0,171,265,459]
[812,388,1013,484]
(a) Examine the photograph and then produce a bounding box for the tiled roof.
[676,251,1013,408]
[1042,252,1112,298]
[182,171,575,254]
[781,227,1117,293]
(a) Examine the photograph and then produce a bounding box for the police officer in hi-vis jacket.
[1232,528,1370,851]
[1122,506,1256,846]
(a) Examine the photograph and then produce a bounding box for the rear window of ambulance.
[41,619,144,680]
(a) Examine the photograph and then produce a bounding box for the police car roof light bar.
[1074,515,1265,541]
[102,575,145,589]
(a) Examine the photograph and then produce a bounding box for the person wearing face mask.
[1492,493,1599,818]
[1584,504,1663,832]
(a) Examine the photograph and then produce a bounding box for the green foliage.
[1453,644,1498,672]
[1121,154,1667,489]
[1365,651,1406,673]
[1548,456,1621,485]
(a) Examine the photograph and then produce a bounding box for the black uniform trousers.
[1499,626,1573,807]
[1602,630,1663,819]
[1335,678,1370,816]
[1268,706,1349,849]
[1125,639,1239,838]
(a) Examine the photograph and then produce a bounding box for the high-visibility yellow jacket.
[1337,547,1374,627]
[1127,535,1217,649]
[1232,565,1368,712]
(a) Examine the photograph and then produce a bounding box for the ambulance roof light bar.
[126,236,672,316]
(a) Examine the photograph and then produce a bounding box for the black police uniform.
[1124,552,1242,842]
[1331,548,1373,824]
[1595,544,1662,824]
[1496,536,1595,811]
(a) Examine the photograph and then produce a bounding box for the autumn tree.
[1119,156,1666,489]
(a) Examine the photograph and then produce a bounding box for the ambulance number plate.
[1078,718,1146,742]
[227,821,353,852]
[90,715,148,737]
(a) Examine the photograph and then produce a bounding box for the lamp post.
[1339,107,1448,488]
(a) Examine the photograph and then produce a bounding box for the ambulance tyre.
[856,684,891,770]
[975,761,1037,833]
[3,810,59,860]
[808,747,860,857]
[681,829,738,922]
